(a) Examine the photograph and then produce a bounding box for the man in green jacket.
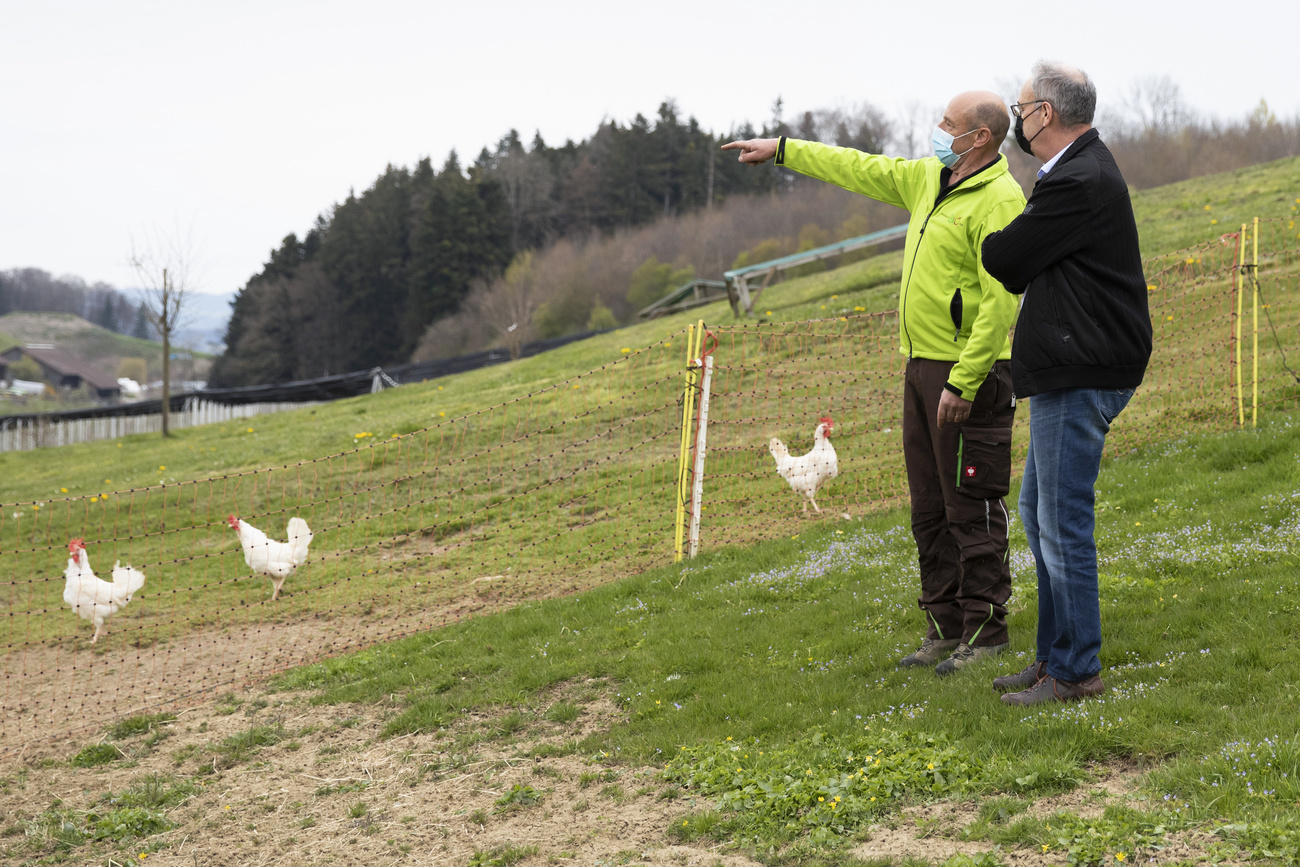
[724,91,1025,675]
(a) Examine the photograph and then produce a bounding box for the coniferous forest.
[209,103,789,386]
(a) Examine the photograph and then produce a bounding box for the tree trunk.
[161,269,171,437]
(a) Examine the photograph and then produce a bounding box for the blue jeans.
[1020,387,1133,683]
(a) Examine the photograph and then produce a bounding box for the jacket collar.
[943,152,1008,188]
[1051,128,1100,171]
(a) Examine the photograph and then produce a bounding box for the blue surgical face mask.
[932,126,979,168]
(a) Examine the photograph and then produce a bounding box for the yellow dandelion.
[726,736,732,741]
[927,763,934,770]
[682,820,688,826]
[831,294,838,299]
[1147,284,1156,291]
[1203,205,1212,210]
[854,306,866,312]
[1116,855,1126,863]
[1185,257,1195,264]
[573,383,580,389]
[870,796,876,801]
[437,385,443,390]
[1135,521,1142,526]
[765,310,773,316]
[159,465,165,471]
[620,347,631,354]
[117,443,122,447]
[1166,315,1174,321]
[60,487,68,493]
[1042,845,1050,853]
[246,427,254,433]
[439,412,445,417]
[90,497,98,503]
[818,796,824,802]
[104,479,111,484]
[820,305,826,309]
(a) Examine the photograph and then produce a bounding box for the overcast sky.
[2,0,1296,300]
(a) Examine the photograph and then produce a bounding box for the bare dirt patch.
[0,679,761,866]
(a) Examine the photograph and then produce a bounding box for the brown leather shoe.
[992,660,1046,693]
[1000,674,1105,706]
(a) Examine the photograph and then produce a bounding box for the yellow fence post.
[1236,224,1246,427]
[673,323,700,562]
[1252,216,1259,428]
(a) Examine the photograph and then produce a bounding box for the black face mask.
[1015,112,1045,156]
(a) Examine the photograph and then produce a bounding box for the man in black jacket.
[980,61,1152,705]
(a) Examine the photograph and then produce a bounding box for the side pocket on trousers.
[955,424,1012,499]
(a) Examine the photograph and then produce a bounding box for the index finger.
[720,141,745,151]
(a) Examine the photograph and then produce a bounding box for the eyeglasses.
[1010,100,1048,119]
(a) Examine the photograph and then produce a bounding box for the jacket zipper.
[901,182,979,360]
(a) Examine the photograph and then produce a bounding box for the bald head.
[947,90,1011,146]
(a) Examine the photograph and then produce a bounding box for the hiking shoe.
[898,637,960,669]
[992,660,1046,692]
[934,642,1008,677]
[1000,675,1105,706]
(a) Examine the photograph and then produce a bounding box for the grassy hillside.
[0,311,212,386]
[270,414,1300,863]
[0,153,1296,758]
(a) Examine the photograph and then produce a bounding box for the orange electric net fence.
[2,220,1298,751]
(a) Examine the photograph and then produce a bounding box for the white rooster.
[63,538,147,644]
[769,416,839,515]
[227,515,312,601]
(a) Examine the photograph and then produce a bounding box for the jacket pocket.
[955,424,1012,499]
[949,288,963,340]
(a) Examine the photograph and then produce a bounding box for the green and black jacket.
[777,137,1026,400]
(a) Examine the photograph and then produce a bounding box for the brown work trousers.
[902,358,1015,647]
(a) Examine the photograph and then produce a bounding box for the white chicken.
[62,538,147,644]
[227,515,312,601]
[769,416,839,515]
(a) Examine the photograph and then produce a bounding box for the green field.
[273,412,1300,864]
[0,156,1297,752]
[1,155,1299,865]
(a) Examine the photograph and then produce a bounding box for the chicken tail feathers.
[286,517,313,566]
[110,560,146,600]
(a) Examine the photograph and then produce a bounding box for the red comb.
[819,416,833,425]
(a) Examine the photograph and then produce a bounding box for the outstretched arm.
[721,138,780,165]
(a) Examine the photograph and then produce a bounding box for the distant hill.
[0,312,212,385]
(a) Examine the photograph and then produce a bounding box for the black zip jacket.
[980,129,1151,398]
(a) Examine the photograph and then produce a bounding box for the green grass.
[276,413,1300,860]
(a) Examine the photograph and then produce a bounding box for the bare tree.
[1123,75,1194,136]
[130,226,200,437]
[467,252,543,360]
[895,100,941,159]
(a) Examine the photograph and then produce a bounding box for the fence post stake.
[687,354,714,559]
[1252,216,1259,428]
[673,323,700,562]
[1236,224,1246,426]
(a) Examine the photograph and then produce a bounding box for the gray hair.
[1032,60,1096,127]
